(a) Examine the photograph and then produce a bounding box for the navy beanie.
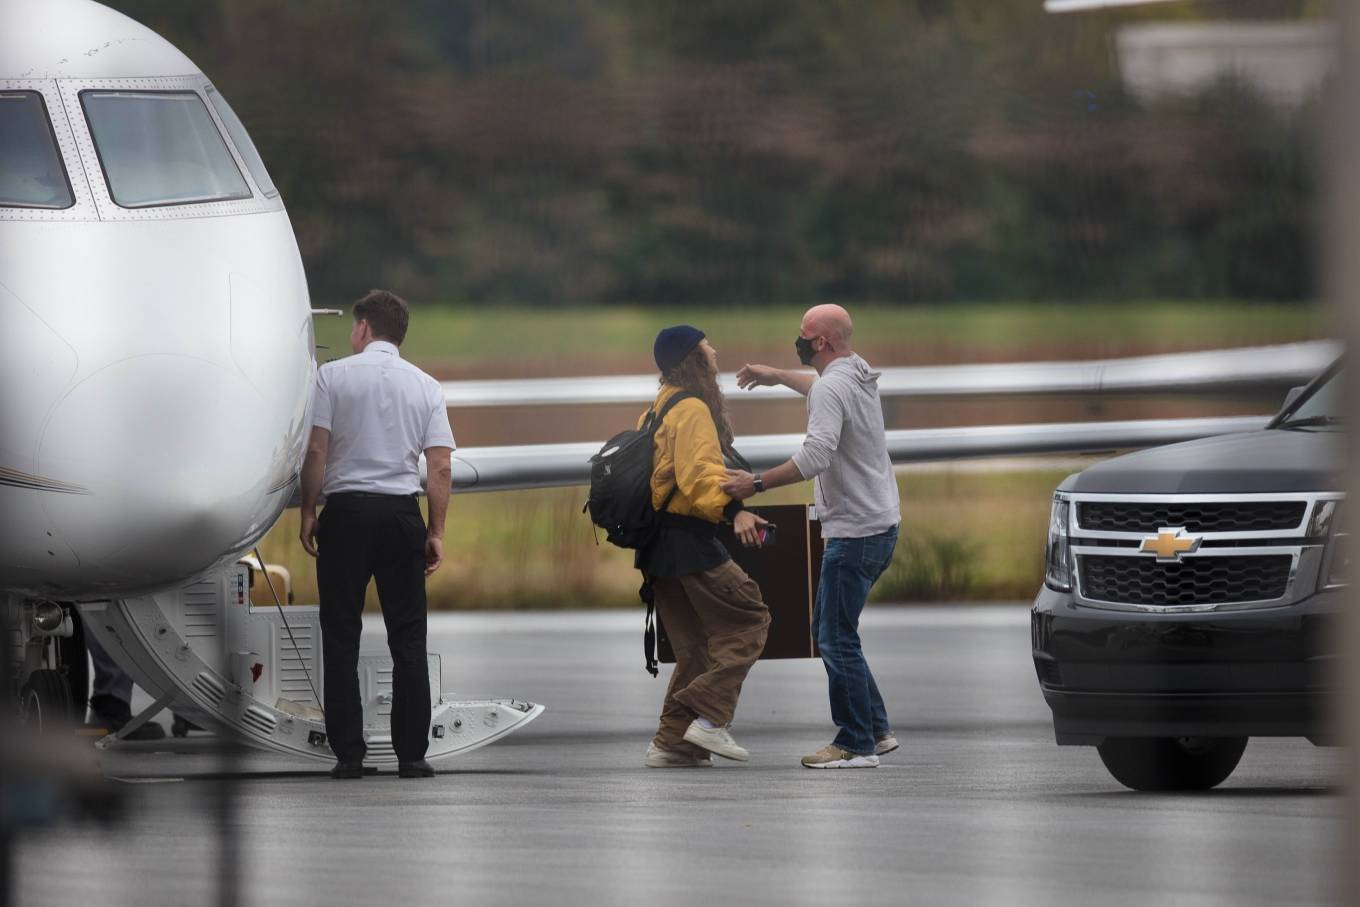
[654,325,706,373]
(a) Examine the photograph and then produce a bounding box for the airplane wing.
[289,341,1334,504]
[440,341,1337,408]
[443,415,1269,494]
[1045,0,1183,11]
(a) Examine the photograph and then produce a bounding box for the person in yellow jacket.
[638,325,771,768]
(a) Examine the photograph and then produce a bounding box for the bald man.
[723,305,901,769]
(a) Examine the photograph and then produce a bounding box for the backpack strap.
[639,578,660,677]
[646,390,695,434]
[724,443,752,473]
[638,390,696,678]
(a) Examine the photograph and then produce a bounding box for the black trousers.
[317,492,431,763]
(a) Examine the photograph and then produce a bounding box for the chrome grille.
[1076,501,1306,534]
[1080,554,1292,607]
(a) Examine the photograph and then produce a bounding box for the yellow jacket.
[639,384,736,524]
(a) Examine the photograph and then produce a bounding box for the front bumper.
[1032,584,1342,745]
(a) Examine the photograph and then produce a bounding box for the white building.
[1116,21,1335,106]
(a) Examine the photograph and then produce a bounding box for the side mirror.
[1282,385,1305,412]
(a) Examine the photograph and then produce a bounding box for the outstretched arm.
[723,458,804,500]
[736,363,816,397]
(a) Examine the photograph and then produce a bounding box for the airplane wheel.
[61,607,90,720]
[20,669,75,732]
[1097,736,1248,791]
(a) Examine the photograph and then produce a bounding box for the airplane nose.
[37,355,279,584]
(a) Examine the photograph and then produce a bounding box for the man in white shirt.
[299,289,455,780]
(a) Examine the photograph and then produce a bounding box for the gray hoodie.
[790,354,902,539]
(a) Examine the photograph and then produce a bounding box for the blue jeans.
[814,525,899,756]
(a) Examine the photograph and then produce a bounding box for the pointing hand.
[736,364,778,390]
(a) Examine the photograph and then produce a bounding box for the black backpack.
[585,391,695,550]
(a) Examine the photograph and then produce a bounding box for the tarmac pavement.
[10,605,1342,906]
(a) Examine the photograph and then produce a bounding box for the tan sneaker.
[645,742,713,768]
[801,744,880,769]
[875,734,900,756]
[683,721,749,761]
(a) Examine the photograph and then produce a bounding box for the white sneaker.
[683,721,749,762]
[875,734,900,756]
[644,742,713,768]
[801,744,880,769]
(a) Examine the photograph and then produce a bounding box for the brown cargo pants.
[652,559,771,755]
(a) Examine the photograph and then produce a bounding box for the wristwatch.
[753,473,765,493]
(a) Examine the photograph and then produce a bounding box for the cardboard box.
[658,504,822,662]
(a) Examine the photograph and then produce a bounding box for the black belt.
[327,491,417,501]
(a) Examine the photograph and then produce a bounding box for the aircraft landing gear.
[20,668,74,732]
[8,599,86,729]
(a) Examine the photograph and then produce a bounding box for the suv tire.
[1097,736,1248,791]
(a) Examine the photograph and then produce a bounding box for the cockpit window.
[206,87,278,198]
[81,91,252,208]
[0,92,74,209]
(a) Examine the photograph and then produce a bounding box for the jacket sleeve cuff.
[791,447,823,480]
[722,498,746,522]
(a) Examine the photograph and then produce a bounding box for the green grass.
[314,300,1325,369]
[256,466,1074,611]
[287,298,1326,609]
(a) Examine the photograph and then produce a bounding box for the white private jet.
[0,0,542,765]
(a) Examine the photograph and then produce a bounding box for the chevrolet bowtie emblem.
[1140,527,1201,562]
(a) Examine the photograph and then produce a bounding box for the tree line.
[111,0,1323,305]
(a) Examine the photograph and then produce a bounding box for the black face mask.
[795,335,817,366]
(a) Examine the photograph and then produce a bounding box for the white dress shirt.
[311,340,455,496]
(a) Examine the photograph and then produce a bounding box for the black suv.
[1032,358,1345,790]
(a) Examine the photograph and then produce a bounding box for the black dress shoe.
[88,712,166,741]
[123,720,167,741]
[330,761,365,779]
[398,760,435,778]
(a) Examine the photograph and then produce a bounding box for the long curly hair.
[661,345,734,449]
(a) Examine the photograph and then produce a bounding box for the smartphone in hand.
[758,523,777,547]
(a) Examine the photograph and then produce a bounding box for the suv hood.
[1059,428,1343,495]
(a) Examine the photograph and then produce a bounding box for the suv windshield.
[1275,364,1343,430]
[0,92,74,209]
[81,91,251,208]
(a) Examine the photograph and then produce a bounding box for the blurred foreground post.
[215,741,242,907]
[1332,0,1360,898]
[1,606,12,907]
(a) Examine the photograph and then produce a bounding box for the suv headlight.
[1045,495,1073,592]
[1318,500,1348,589]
